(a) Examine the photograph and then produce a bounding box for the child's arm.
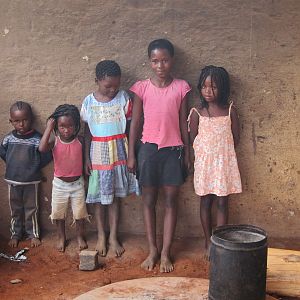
[39,118,55,152]
[189,110,199,145]
[127,94,143,173]
[179,95,191,171]
[83,123,92,176]
[78,135,85,174]
[0,137,8,162]
[230,106,240,147]
[124,93,133,138]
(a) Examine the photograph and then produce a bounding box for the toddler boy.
[0,101,52,247]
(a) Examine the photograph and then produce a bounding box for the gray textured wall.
[0,0,299,239]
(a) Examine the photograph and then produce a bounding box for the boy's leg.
[56,219,66,252]
[141,186,159,271]
[216,195,228,226]
[160,185,179,273]
[8,185,23,247]
[108,197,124,257]
[94,203,107,256]
[23,184,41,247]
[200,194,213,259]
[76,219,88,251]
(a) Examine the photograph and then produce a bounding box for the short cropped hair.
[10,101,33,118]
[95,60,121,80]
[147,39,175,58]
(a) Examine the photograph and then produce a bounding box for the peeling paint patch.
[3,27,9,36]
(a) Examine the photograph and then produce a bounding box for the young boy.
[0,101,52,248]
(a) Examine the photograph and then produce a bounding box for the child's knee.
[50,201,68,222]
[164,197,177,209]
[217,197,228,211]
[143,197,156,209]
[72,196,88,218]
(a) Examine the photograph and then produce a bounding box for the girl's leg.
[160,185,180,273]
[56,219,66,252]
[94,203,107,256]
[141,186,159,271]
[108,197,124,257]
[76,219,88,251]
[216,195,229,226]
[200,194,213,259]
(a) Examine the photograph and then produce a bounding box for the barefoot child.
[81,60,136,257]
[0,101,52,248]
[128,39,191,272]
[39,104,89,252]
[188,65,242,259]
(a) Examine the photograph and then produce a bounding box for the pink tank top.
[52,136,83,177]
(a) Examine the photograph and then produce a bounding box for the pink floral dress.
[188,103,242,196]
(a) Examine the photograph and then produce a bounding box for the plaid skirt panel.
[86,135,136,204]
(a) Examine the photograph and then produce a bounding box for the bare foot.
[160,254,174,273]
[204,242,211,261]
[109,237,125,257]
[141,249,159,271]
[31,238,41,248]
[8,238,19,248]
[56,237,66,252]
[96,236,107,257]
[78,236,88,251]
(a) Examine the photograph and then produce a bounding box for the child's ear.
[95,78,98,83]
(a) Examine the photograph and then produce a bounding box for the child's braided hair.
[49,104,81,136]
[197,65,230,108]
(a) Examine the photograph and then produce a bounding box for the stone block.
[79,250,98,271]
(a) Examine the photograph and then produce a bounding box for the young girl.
[39,104,89,252]
[128,39,191,273]
[188,65,242,259]
[81,60,136,257]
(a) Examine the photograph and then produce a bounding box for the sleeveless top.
[187,103,242,196]
[52,136,83,177]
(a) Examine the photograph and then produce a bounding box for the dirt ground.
[0,232,299,300]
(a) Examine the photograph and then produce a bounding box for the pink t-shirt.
[130,78,191,149]
[53,136,83,177]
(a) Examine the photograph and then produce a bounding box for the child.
[188,65,242,259]
[0,101,52,248]
[81,60,136,257]
[128,39,191,273]
[39,104,89,252]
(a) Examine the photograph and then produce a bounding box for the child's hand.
[184,150,191,174]
[46,118,56,132]
[127,157,136,174]
[84,159,92,176]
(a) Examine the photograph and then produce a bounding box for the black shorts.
[137,142,186,187]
